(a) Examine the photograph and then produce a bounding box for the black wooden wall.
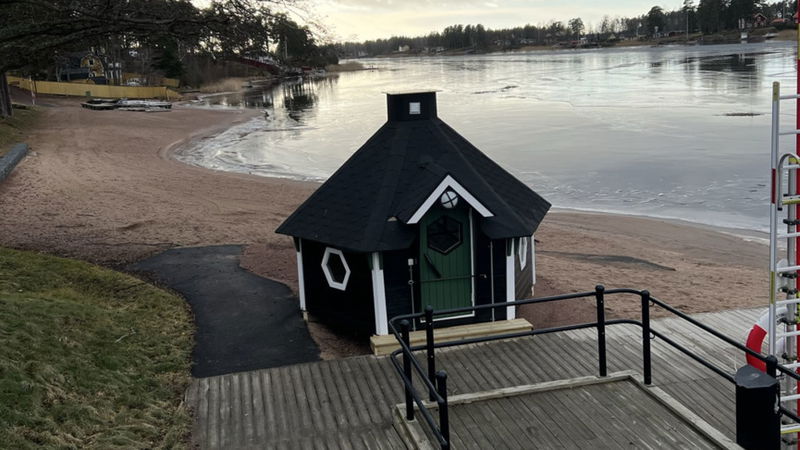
[301,241,376,337]
[383,247,416,323]
[301,235,531,335]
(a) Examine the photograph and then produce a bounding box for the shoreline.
[0,98,769,333]
[356,30,795,60]
[549,207,769,245]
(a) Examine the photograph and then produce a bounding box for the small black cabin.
[276,92,550,336]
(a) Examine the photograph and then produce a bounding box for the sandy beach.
[0,96,769,333]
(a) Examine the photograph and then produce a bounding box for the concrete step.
[369,318,533,356]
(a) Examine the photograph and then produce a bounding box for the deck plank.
[189,308,759,448]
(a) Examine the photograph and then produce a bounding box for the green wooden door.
[419,206,473,318]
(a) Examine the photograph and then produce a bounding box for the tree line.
[0,0,338,118]
[340,0,797,57]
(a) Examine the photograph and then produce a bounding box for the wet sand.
[0,96,769,352]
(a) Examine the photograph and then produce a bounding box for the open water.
[177,41,800,232]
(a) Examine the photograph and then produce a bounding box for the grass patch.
[0,107,40,156]
[0,248,193,449]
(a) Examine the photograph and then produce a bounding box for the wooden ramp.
[186,307,761,449]
[369,318,533,356]
[397,373,736,449]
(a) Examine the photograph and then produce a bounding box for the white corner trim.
[531,234,536,285]
[297,240,307,311]
[371,252,389,335]
[518,236,528,269]
[407,175,494,224]
[321,247,351,291]
[506,239,516,320]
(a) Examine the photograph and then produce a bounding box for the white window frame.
[321,247,351,291]
[407,175,493,224]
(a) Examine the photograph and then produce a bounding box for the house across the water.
[277,91,550,340]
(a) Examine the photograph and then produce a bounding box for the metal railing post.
[641,290,652,385]
[735,357,781,449]
[400,319,414,421]
[425,305,436,401]
[436,371,450,449]
[595,285,607,377]
[767,355,778,379]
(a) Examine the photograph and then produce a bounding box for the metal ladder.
[769,81,800,439]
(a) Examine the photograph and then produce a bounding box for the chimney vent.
[386,91,437,121]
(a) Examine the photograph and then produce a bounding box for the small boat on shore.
[81,98,172,112]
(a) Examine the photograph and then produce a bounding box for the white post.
[296,239,307,311]
[371,252,389,335]
[506,239,516,320]
[531,234,536,286]
[769,82,780,355]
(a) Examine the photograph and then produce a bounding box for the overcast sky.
[311,0,684,41]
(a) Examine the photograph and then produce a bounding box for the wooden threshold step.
[370,318,533,356]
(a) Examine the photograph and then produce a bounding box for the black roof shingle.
[276,92,550,252]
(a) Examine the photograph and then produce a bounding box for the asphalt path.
[129,245,320,377]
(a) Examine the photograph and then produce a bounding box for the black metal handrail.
[387,286,799,449]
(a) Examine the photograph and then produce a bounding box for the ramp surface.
[187,307,760,448]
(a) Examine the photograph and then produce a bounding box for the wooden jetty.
[186,308,759,448]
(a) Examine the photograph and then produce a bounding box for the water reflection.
[282,81,318,122]
[196,75,337,119]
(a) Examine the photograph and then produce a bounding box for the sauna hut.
[276,92,550,336]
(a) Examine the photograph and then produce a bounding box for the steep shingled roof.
[276,92,550,252]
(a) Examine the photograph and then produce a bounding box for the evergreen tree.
[698,0,724,33]
[646,6,667,35]
[568,18,585,38]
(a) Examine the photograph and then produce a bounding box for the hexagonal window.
[321,247,351,291]
[427,216,463,255]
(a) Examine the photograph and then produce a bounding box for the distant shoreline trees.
[340,0,797,58]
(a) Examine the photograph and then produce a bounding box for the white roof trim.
[407,175,494,224]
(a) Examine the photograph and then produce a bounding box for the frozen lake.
[177,41,800,232]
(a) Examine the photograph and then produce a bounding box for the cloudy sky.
[310,0,685,41]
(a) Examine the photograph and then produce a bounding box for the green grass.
[0,107,40,156]
[0,248,194,449]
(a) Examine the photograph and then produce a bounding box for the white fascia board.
[407,175,494,224]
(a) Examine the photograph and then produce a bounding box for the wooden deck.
[186,307,760,448]
[402,373,735,449]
